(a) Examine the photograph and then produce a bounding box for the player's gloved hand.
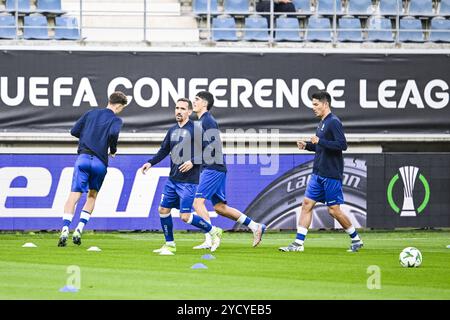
[179,160,193,173]
[141,162,152,174]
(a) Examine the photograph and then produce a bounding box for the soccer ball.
[399,247,422,268]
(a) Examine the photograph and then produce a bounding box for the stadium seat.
[212,15,238,41]
[275,16,302,41]
[36,0,65,15]
[243,15,269,41]
[306,15,332,41]
[316,0,343,16]
[429,16,450,42]
[378,0,401,16]
[347,0,374,16]
[193,0,219,15]
[337,16,363,42]
[292,0,312,15]
[223,0,249,15]
[5,0,31,13]
[0,14,16,39]
[23,14,50,39]
[399,16,424,42]
[439,0,450,17]
[54,16,80,40]
[407,0,434,17]
[367,16,394,42]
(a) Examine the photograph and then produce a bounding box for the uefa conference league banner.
[0,51,449,133]
[0,153,448,230]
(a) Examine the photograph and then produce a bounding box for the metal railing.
[1,0,449,43]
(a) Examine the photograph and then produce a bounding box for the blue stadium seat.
[212,15,238,41]
[223,0,249,14]
[439,0,450,17]
[337,16,363,42]
[378,0,401,16]
[407,0,434,17]
[275,17,302,41]
[399,16,424,42]
[429,17,450,42]
[347,0,373,16]
[193,0,219,15]
[5,0,31,13]
[367,16,394,42]
[23,14,50,39]
[0,14,16,39]
[292,0,312,15]
[243,15,269,41]
[36,0,65,15]
[306,15,332,41]
[316,0,343,16]
[54,16,80,40]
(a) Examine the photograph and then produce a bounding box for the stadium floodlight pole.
[143,0,147,42]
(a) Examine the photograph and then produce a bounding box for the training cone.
[191,263,208,269]
[59,285,79,293]
[159,248,175,255]
[22,242,37,248]
[87,246,101,252]
[201,254,216,260]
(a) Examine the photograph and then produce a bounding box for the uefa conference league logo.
[387,166,430,217]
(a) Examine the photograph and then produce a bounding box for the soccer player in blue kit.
[189,91,266,251]
[279,91,364,253]
[58,91,128,247]
[140,98,223,253]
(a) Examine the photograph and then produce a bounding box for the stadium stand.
[0,13,16,38]
[223,0,249,15]
[243,14,269,40]
[346,0,374,16]
[54,15,79,39]
[5,0,31,13]
[407,0,434,17]
[429,15,450,42]
[23,13,49,39]
[367,15,394,41]
[306,15,332,41]
[212,14,238,40]
[337,15,363,42]
[399,15,424,42]
[193,0,219,14]
[378,0,401,16]
[316,0,343,16]
[292,0,312,15]
[275,16,302,41]
[439,0,450,16]
[36,0,65,15]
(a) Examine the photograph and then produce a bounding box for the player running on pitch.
[279,90,364,253]
[58,91,128,247]
[188,91,266,251]
[140,98,222,253]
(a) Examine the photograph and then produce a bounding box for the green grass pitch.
[0,230,449,299]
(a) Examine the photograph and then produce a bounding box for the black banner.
[367,153,450,228]
[0,50,449,133]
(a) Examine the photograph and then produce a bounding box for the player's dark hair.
[311,91,331,107]
[196,91,214,110]
[109,91,128,106]
[177,98,193,110]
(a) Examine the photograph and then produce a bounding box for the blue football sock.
[188,214,213,232]
[160,214,174,242]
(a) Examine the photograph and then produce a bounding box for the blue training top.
[71,108,123,166]
[148,120,201,184]
[198,112,227,173]
[305,113,347,180]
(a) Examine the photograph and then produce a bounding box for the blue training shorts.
[160,179,198,213]
[195,169,227,206]
[71,154,107,192]
[305,174,344,206]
